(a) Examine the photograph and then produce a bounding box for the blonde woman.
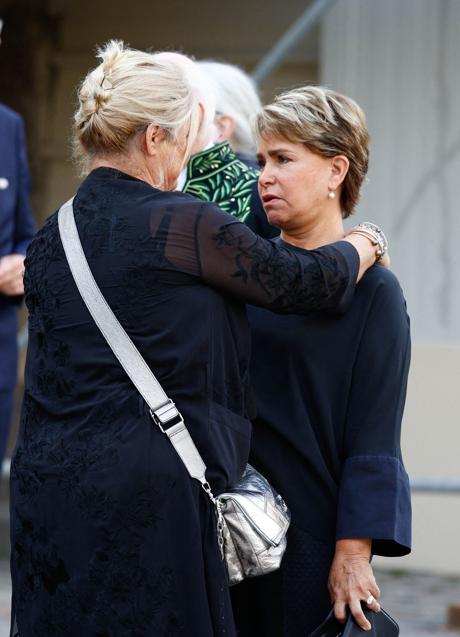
[10,45,384,636]
[231,87,411,636]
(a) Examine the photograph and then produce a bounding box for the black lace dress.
[10,167,359,637]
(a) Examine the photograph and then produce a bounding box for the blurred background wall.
[0,0,319,221]
[322,0,460,575]
[0,0,458,575]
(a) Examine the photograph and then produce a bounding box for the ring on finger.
[366,594,376,606]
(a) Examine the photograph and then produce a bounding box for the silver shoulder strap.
[57,197,208,485]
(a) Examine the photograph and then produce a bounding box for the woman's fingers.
[333,600,348,624]
[379,252,390,268]
[349,599,372,631]
[367,574,381,599]
[334,594,380,630]
[365,593,381,613]
[329,542,382,630]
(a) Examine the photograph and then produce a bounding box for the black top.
[10,168,360,636]
[248,239,412,557]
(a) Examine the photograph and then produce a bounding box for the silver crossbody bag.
[58,198,291,585]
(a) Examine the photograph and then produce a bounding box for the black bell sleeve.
[335,268,412,556]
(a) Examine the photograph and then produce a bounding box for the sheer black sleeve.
[154,199,359,314]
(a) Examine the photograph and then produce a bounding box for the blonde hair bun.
[73,40,202,175]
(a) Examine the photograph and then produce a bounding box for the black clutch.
[308,607,399,637]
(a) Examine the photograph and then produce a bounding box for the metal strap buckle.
[149,399,184,433]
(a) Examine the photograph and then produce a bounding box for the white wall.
[322,0,460,343]
[376,344,460,575]
[321,0,460,575]
[34,0,320,219]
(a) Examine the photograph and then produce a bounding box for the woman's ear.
[144,123,166,156]
[214,114,236,143]
[329,155,349,190]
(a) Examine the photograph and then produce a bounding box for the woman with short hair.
[231,86,412,636]
[10,44,383,636]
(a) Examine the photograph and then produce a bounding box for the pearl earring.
[328,190,336,199]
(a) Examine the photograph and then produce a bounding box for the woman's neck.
[280,212,345,250]
[90,154,157,189]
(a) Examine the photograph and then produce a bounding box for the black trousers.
[231,524,335,637]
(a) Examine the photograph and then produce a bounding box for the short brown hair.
[257,86,369,218]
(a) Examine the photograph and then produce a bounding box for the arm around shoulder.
[195,202,361,314]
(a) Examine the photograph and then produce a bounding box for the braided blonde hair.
[73,40,202,180]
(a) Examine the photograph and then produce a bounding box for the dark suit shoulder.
[0,103,22,126]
